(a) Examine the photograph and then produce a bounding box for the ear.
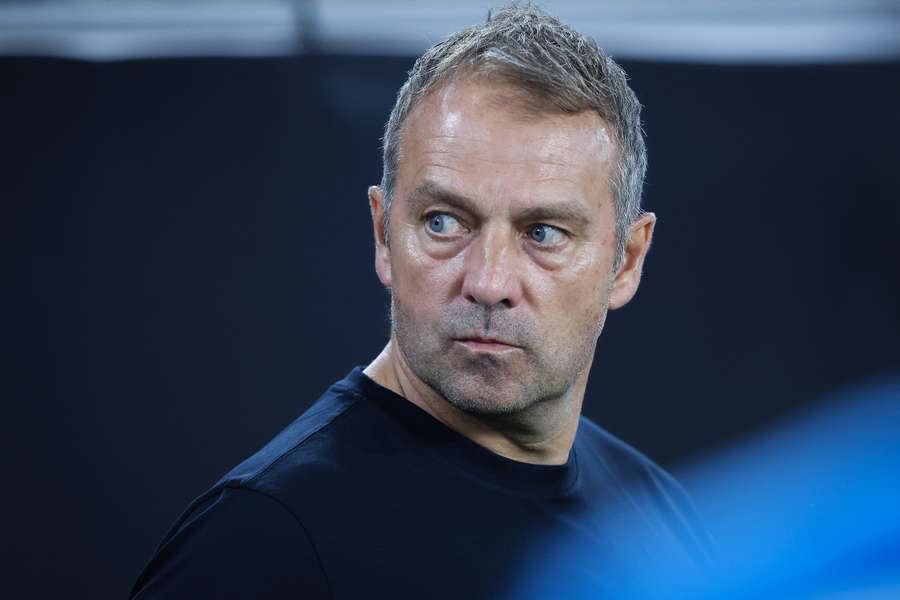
[608,212,656,310]
[369,185,392,288]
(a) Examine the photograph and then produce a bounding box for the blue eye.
[528,224,565,245]
[426,213,461,235]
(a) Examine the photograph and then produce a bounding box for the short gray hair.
[379,2,647,265]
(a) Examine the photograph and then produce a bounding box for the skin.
[365,75,655,466]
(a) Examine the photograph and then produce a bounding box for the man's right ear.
[368,185,392,288]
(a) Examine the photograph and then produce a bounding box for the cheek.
[531,246,613,330]
[391,224,463,312]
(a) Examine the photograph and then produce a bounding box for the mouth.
[453,336,520,353]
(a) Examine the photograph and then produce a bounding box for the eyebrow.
[406,181,482,219]
[516,203,591,231]
[406,180,592,230]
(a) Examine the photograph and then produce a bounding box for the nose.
[460,226,524,309]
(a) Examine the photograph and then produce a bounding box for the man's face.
[374,76,641,415]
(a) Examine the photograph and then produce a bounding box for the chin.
[432,375,540,416]
[412,346,575,416]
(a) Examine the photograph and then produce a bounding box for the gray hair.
[379,2,647,265]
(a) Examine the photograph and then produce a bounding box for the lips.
[459,336,513,345]
[454,336,520,351]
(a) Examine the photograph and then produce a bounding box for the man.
[131,5,709,599]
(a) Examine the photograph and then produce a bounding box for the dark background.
[3,55,899,597]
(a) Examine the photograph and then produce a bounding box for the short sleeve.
[130,486,331,599]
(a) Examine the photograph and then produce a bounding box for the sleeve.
[130,486,331,599]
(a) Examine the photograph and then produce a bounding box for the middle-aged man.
[132,4,711,599]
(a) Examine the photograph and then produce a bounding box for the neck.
[364,337,587,465]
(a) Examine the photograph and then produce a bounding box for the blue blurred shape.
[674,374,900,599]
[514,375,900,599]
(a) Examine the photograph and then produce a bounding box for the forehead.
[397,76,615,211]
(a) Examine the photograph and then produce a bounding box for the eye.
[527,224,566,246]
[425,212,463,236]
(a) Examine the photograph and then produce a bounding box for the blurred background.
[2,1,899,597]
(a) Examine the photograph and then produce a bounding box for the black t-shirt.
[131,368,710,599]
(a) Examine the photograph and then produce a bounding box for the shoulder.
[219,379,364,488]
[575,416,714,564]
[130,486,331,599]
[576,415,681,490]
[131,377,372,598]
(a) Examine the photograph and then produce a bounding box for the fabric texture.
[131,367,710,599]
